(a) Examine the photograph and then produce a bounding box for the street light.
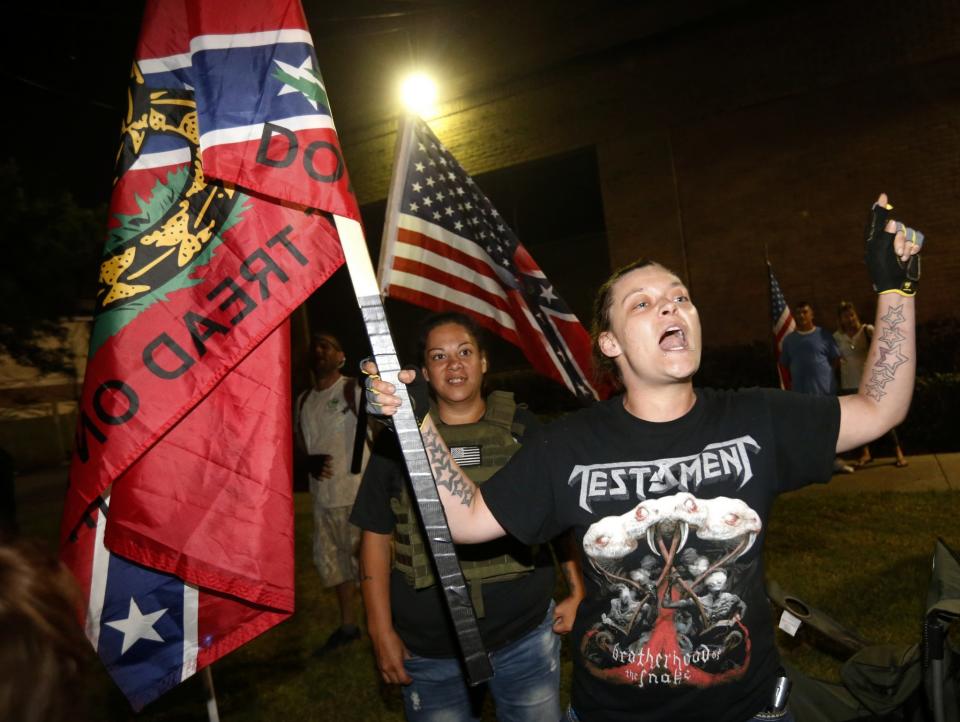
[400,72,437,116]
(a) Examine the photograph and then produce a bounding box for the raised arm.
[364,364,507,544]
[836,194,922,453]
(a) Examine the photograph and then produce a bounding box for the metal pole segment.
[334,215,493,685]
[201,666,220,722]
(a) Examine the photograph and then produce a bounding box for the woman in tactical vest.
[350,312,584,722]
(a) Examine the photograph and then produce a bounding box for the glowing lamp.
[400,72,437,116]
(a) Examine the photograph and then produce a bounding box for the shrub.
[899,373,960,454]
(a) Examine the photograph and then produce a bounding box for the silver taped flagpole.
[334,214,493,685]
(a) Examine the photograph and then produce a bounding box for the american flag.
[767,262,796,389]
[378,115,602,402]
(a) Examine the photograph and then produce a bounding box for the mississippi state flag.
[60,0,355,709]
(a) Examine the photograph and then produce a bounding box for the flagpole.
[201,666,220,722]
[667,129,692,294]
[377,114,416,292]
[766,259,782,389]
[334,213,494,686]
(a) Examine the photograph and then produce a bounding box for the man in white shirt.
[295,331,370,654]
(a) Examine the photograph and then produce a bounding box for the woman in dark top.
[351,311,584,721]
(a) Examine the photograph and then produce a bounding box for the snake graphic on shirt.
[580,493,761,689]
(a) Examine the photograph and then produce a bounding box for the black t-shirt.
[350,406,556,657]
[482,388,839,722]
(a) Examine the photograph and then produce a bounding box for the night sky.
[2,1,465,207]
[2,5,146,207]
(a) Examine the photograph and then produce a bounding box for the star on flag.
[105,598,168,655]
[272,56,328,110]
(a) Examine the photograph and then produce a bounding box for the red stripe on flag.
[136,0,191,60]
[390,257,513,318]
[189,0,311,36]
[386,286,524,348]
[396,226,504,283]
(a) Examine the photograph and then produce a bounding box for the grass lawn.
[12,468,960,720]
[765,489,960,682]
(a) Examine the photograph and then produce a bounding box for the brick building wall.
[337,0,960,349]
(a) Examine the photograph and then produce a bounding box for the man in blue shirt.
[780,302,853,473]
[781,302,839,395]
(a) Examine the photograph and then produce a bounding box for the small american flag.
[767,262,796,390]
[450,445,482,467]
[378,115,603,402]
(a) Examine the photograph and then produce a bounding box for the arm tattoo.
[358,559,373,583]
[865,303,910,402]
[421,424,476,507]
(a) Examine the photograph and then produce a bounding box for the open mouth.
[446,375,467,385]
[659,326,687,351]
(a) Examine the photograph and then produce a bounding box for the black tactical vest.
[390,391,537,616]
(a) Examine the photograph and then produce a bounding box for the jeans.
[401,601,562,722]
[563,705,795,722]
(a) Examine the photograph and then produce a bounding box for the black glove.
[401,364,431,428]
[864,201,922,296]
[360,357,431,428]
[360,359,385,418]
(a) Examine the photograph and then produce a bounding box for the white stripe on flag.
[140,30,316,77]
[517,303,578,393]
[85,495,111,649]
[774,308,792,330]
[542,304,585,325]
[397,214,504,268]
[392,241,510,303]
[387,271,518,333]
[129,148,193,172]
[190,29,315,53]
[138,54,193,75]
[391,212,598,397]
[200,114,337,150]
[542,309,599,396]
[181,583,200,680]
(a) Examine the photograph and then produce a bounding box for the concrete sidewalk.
[789,453,960,496]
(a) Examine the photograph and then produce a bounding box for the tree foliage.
[0,160,105,372]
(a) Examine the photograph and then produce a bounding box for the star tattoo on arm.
[866,303,910,402]
[421,424,476,507]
